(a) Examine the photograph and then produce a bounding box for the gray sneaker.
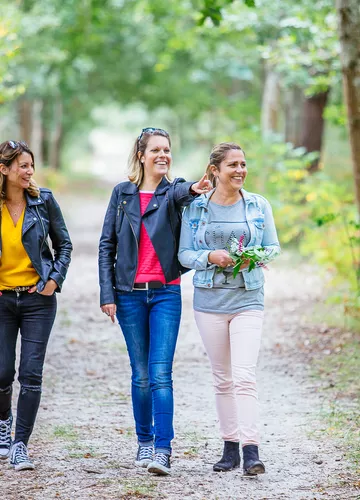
[10,442,35,471]
[135,444,153,467]
[147,452,171,475]
[0,415,12,460]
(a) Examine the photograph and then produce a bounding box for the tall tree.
[337,0,360,216]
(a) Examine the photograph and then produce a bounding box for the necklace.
[5,199,26,217]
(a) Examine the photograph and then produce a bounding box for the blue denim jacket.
[178,189,280,290]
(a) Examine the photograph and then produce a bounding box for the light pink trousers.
[194,309,263,446]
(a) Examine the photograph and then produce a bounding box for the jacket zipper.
[36,206,46,262]
[121,204,139,289]
[166,191,177,249]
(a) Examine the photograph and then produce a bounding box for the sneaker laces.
[12,442,30,464]
[138,445,153,461]
[0,417,12,447]
[154,452,169,467]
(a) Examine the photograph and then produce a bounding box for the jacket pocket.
[189,219,199,231]
[252,216,265,229]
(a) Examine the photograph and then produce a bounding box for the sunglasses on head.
[137,127,168,141]
[8,140,29,149]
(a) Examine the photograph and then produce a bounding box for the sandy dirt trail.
[1,194,357,500]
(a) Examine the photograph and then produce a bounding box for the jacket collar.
[121,177,171,195]
[25,190,44,207]
[194,188,256,209]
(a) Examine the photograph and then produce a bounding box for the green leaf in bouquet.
[253,247,266,258]
[248,260,256,272]
[232,261,242,278]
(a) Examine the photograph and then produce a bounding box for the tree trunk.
[18,99,32,144]
[285,86,304,147]
[49,97,63,170]
[32,99,43,167]
[261,68,280,140]
[41,98,51,166]
[336,0,360,217]
[299,91,329,173]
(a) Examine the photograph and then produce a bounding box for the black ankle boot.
[213,441,240,472]
[242,445,265,476]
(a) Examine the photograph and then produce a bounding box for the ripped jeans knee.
[0,385,12,395]
[20,384,42,395]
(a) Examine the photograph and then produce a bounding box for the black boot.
[242,445,265,476]
[213,441,240,472]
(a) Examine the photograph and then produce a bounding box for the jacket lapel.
[22,191,44,235]
[120,186,141,241]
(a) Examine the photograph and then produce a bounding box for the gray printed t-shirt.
[194,199,264,314]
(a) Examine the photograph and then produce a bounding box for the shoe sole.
[135,459,152,468]
[11,462,35,471]
[147,463,170,476]
[213,464,240,472]
[243,464,265,476]
[0,453,10,460]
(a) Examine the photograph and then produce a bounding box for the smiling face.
[0,152,34,191]
[139,135,172,182]
[211,149,247,193]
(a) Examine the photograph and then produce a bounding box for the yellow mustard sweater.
[0,205,39,289]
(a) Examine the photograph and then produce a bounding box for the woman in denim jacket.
[178,142,280,476]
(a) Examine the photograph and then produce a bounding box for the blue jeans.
[116,285,181,454]
[0,290,57,445]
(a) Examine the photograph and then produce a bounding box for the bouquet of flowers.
[220,234,276,278]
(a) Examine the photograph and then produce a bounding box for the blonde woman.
[0,140,72,470]
[179,142,280,475]
[99,127,211,475]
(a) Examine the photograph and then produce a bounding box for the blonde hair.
[206,142,245,187]
[128,128,172,186]
[0,140,40,210]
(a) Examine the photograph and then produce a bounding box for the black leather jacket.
[0,188,72,292]
[98,177,195,305]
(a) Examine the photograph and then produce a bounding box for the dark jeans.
[116,285,181,454]
[0,291,57,445]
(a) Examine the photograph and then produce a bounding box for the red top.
[134,192,181,285]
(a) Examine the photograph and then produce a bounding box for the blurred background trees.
[0,0,359,319]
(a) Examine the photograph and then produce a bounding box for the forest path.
[1,193,356,500]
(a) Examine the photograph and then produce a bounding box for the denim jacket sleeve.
[47,192,73,290]
[178,206,213,270]
[98,187,118,305]
[251,197,280,265]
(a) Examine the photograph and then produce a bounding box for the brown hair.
[128,128,172,186]
[0,140,40,210]
[206,142,245,187]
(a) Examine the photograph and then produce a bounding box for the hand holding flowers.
[217,235,279,278]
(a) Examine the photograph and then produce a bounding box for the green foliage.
[198,0,241,26]
[314,332,360,469]
[0,3,25,103]
[244,137,360,308]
